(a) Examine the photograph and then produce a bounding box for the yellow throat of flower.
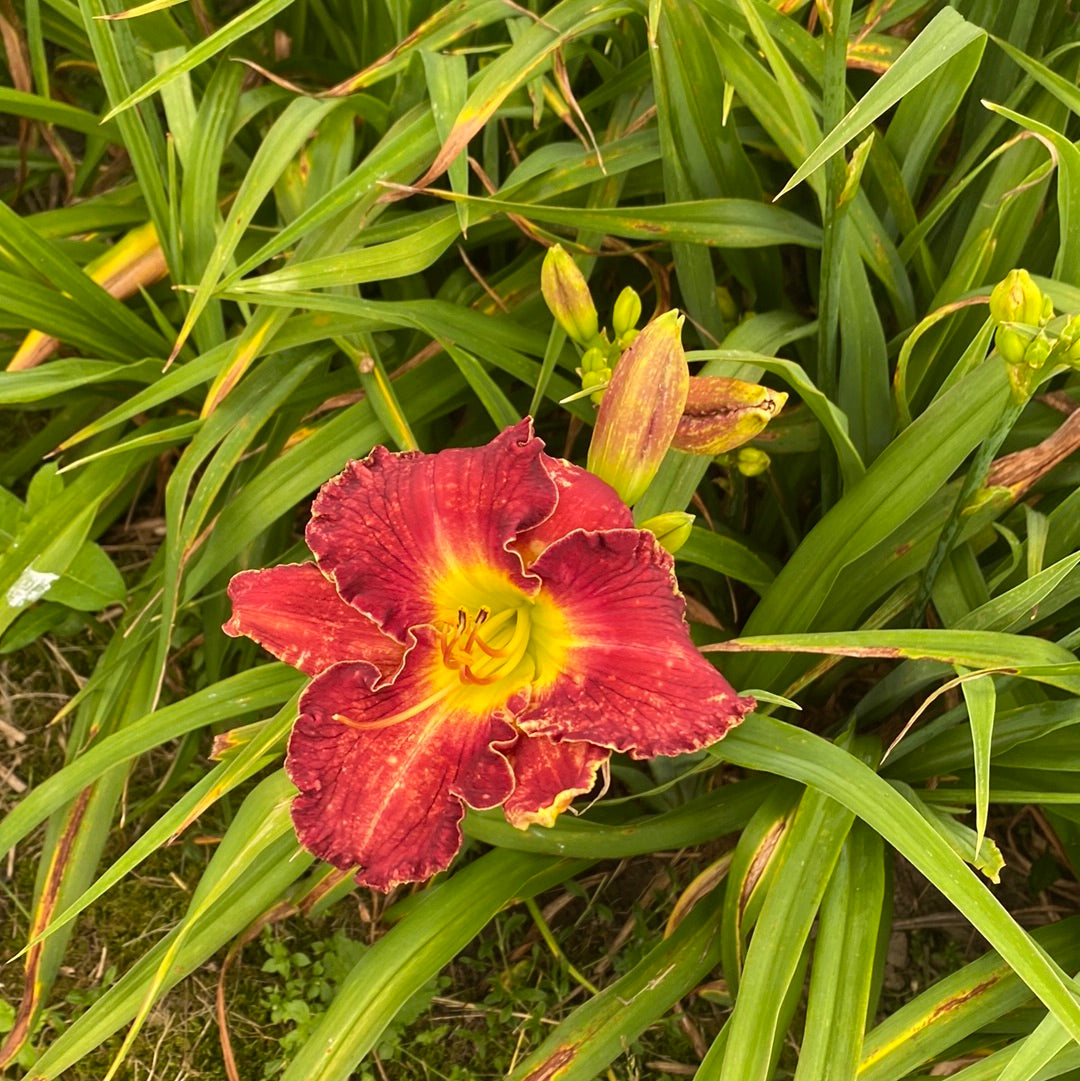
[431,565,568,708]
[331,567,570,734]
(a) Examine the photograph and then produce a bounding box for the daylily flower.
[224,419,753,891]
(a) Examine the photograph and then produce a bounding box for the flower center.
[437,604,534,687]
[331,574,569,735]
[428,565,569,709]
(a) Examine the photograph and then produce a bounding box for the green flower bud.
[587,310,689,506]
[616,326,639,351]
[670,376,788,456]
[612,286,642,338]
[541,244,599,346]
[988,269,1046,328]
[993,325,1031,366]
[580,346,607,374]
[638,512,695,555]
[581,367,610,406]
[735,447,771,477]
[1023,331,1053,369]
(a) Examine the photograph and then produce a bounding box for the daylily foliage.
[226,420,752,890]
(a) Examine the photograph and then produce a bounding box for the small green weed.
[256,926,445,1079]
[242,865,713,1080]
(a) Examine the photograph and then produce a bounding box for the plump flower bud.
[541,244,599,345]
[580,346,607,374]
[587,310,689,506]
[612,286,642,338]
[735,447,771,477]
[989,269,1047,328]
[671,376,787,456]
[994,325,1031,366]
[581,367,611,405]
[638,512,695,555]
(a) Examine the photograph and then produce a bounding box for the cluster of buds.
[579,287,643,404]
[539,244,787,536]
[583,309,787,517]
[541,245,643,404]
[988,269,1080,400]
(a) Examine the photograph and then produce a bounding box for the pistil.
[333,682,452,731]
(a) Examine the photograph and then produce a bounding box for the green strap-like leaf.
[0,665,300,857]
[100,0,300,121]
[279,850,588,1081]
[778,8,986,197]
[715,714,1080,1042]
[506,881,727,1081]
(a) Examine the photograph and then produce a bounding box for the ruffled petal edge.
[286,630,516,891]
[224,563,404,678]
[518,529,754,758]
[503,733,608,829]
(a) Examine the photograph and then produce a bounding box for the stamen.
[497,607,533,678]
[460,665,500,685]
[462,604,495,652]
[472,636,510,659]
[470,607,531,681]
[467,608,517,657]
[477,607,516,635]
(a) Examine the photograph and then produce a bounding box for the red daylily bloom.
[225,419,753,891]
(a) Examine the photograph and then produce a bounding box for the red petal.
[286,629,516,891]
[503,734,608,828]
[518,530,754,757]
[515,458,632,565]
[307,420,557,640]
[224,563,405,678]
